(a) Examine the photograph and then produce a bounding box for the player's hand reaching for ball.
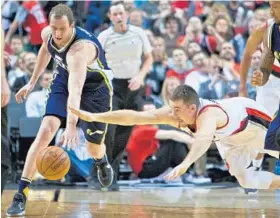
[15,82,35,103]
[164,163,189,180]
[251,70,263,86]
[68,106,96,122]
[59,126,79,150]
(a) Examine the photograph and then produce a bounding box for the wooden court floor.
[1,186,280,218]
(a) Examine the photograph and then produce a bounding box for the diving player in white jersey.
[70,85,280,190]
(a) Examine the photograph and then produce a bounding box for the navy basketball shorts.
[44,81,112,145]
[265,105,280,152]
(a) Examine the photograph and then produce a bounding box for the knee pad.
[242,167,273,189]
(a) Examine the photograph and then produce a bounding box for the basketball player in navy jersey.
[251,1,280,154]
[7,4,114,216]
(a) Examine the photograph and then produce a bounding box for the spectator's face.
[24,53,37,73]
[220,43,236,61]
[40,73,53,89]
[166,78,180,96]
[248,19,263,35]
[215,18,229,35]
[187,42,202,58]
[10,38,23,54]
[129,11,142,27]
[49,15,74,47]
[187,17,203,34]
[159,0,171,13]
[192,52,207,69]
[153,39,165,55]
[172,49,187,66]
[251,50,262,70]
[254,9,270,23]
[166,19,179,34]
[270,1,280,24]
[109,4,128,27]
[124,0,136,12]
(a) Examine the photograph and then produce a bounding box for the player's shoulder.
[41,26,52,42]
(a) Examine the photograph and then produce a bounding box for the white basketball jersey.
[181,98,271,141]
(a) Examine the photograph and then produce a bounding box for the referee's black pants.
[105,78,144,181]
[1,106,11,195]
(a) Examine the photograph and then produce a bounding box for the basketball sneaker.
[95,154,114,187]
[6,193,26,216]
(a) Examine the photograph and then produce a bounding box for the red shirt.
[126,126,159,175]
[166,68,193,83]
[22,1,48,45]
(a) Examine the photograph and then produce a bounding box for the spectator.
[129,9,144,27]
[161,76,181,106]
[166,48,192,83]
[5,0,48,53]
[179,16,219,55]
[184,52,210,93]
[8,35,25,69]
[245,50,261,100]
[125,103,191,179]
[219,41,240,80]
[25,71,52,117]
[198,55,230,99]
[12,52,41,93]
[184,42,202,64]
[161,14,182,57]
[1,1,19,33]
[8,52,27,87]
[146,37,169,98]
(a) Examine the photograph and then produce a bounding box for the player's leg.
[265,105,280,152]
[6,88,67,216]
[256,79,278,117]
[235,166,280,189]
[6,116,61,216]
[80,85,114,187]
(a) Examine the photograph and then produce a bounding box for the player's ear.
[189,104,197,112]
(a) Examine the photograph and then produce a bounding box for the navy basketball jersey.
[268,22,280,65]
[47,26,113,89]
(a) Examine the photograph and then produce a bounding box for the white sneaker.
[183,174,211,185]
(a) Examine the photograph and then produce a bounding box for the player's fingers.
[15,90,24,103]
[58,135,65,147]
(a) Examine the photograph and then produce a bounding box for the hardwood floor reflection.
[1,187,280,218]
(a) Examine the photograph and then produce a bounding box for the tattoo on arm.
[258,48,275,85]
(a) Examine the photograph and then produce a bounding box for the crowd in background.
[2,0,273,186]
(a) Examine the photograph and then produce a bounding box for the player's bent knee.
[34,116,61,145]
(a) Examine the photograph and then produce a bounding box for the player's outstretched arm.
[69,106,175,126]
[164,108,217,180]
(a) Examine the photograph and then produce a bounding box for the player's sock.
[94,154,108,164]
[18,177,32,200]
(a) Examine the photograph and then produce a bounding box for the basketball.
[36,146,70,180]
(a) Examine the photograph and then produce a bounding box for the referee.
[98,1,153,190]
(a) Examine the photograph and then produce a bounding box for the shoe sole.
[97,165,114,188]
[6,210,25,216]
